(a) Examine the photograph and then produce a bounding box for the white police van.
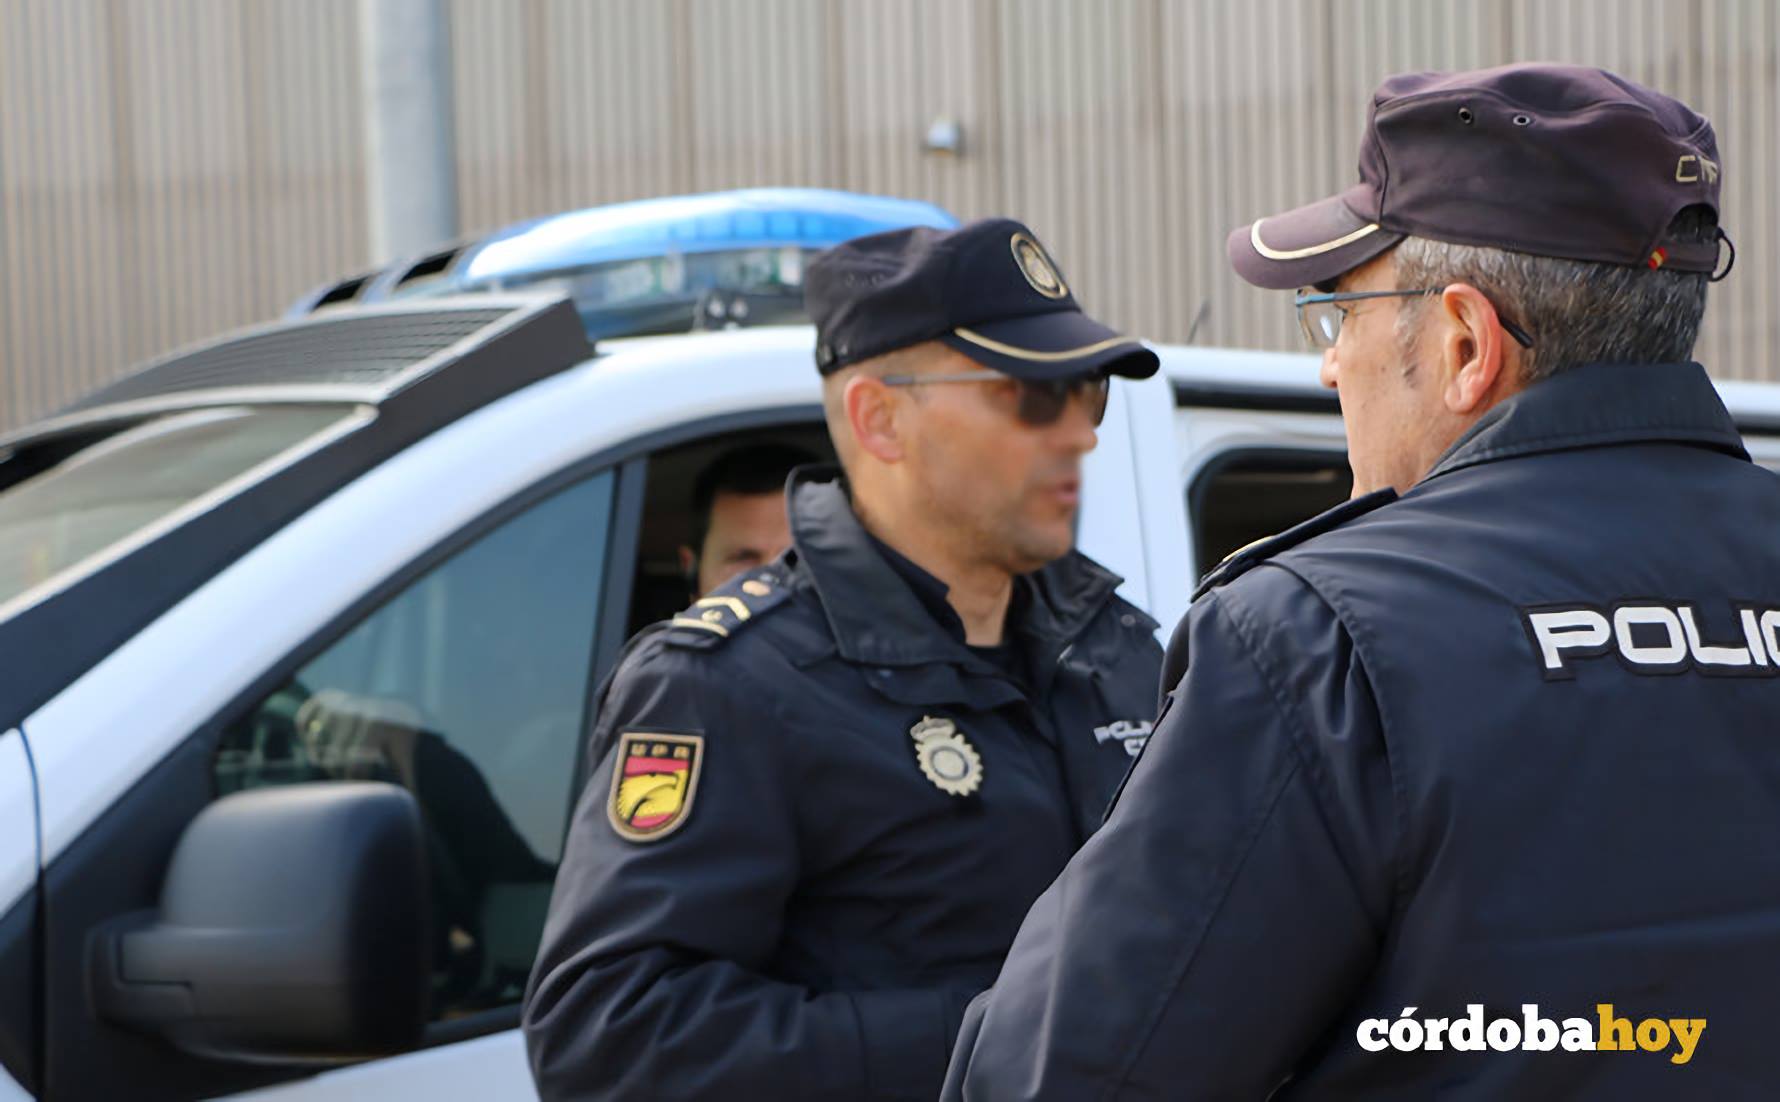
[3,295,1777,1101]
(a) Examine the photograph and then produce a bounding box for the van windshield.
[0,405,359,609]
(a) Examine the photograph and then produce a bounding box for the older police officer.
[945,64,1780,1099]
[523,218,1164,1100]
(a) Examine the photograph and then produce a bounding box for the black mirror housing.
[92,782,430,1063]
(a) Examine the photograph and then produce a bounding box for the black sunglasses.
[880,370,1110,427]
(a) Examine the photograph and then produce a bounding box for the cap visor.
[1227,186,1403,290]
[940,310,1158,381]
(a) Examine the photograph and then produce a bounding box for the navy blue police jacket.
[523,467,1163,1100]
[943,362,1780,1100]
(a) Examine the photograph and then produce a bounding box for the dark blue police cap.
[804,217,1159,381]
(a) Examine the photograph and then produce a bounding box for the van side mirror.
[91,782,430,1063]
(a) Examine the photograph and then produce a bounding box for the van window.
[214,471,615,1023]
[0,405,358,608]
[627,423,832,633]
[1189,450,1352,573]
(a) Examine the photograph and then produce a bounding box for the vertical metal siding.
[1,0,1777,430]
[1694,0,1778,380]
[0,0,366,429]
[683,0,837,190]
[1506,0,1777,380]
[1162,0,1344,352]
[832,0,1003,222]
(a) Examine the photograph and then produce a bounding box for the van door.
[1175,405,1351,582]
[0,729,39,1100]
[33,467,626,1101]
[1743,431,1780,473]
[1078,373,1194,635]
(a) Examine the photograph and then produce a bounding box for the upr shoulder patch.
[663,565,795,650]
[608,731,705,842]
[1194,488,1398,600]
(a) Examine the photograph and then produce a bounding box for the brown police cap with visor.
[1228,63,1733,290]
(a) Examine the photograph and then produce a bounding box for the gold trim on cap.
[952,327,1139,363]
[1249,217,1381,261]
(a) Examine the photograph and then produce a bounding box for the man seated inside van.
[679,443,815,597]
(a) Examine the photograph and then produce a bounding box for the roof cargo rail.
[0,295,591,730]
[5,295,590,451]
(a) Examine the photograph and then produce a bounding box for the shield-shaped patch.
[607,731,705,842]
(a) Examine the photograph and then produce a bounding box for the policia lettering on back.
[1525,602,1780,677]
[944,64,1780,1101]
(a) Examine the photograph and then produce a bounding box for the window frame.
[1184,445,1353,580]
[25,400,818,1100]
[190,401,824,1052]
[213,465,620,1030]
[0,405,372,624]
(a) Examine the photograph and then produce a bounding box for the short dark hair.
[689,442,817,550]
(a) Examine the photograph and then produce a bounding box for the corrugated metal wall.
[0,0,367,428]
[2,0,1776,429]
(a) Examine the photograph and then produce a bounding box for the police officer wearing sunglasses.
[524,218,1164,1100]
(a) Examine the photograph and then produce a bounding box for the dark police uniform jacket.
[523,468,1163,1101]
[944,362,1780,1100]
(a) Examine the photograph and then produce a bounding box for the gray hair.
[1392,206,1716,382]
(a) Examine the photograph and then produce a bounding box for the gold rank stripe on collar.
[664,567,795,649]
[671,595,751,638]
[1193,489,1398,600]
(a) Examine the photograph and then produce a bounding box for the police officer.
[945,64,1780,1099]
[679,442,816,597]
[523,217,1164,1100]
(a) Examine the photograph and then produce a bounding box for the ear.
[844,374,906,464]
[677,545,697,579]
[1435,282,1515,414]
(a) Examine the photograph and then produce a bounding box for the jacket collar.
[1424,361,1747,483]
[787,467,1123,668]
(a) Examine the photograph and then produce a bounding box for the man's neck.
[856,504,1014,646]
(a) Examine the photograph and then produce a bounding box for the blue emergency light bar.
[461,188,959,286]
[287,188,960,339]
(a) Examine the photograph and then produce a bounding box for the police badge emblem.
[608,732,705,842]
[1009,230,1069,300]
[909,715,983,797]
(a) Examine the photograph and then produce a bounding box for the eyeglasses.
[1294,288,1535,351]
[880,370,1110,427]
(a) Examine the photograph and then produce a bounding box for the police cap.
[1229,63,1731,289]
[805,217,1159,380]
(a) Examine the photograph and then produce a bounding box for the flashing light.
[292,189,960,340]
[461,188,958,286]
